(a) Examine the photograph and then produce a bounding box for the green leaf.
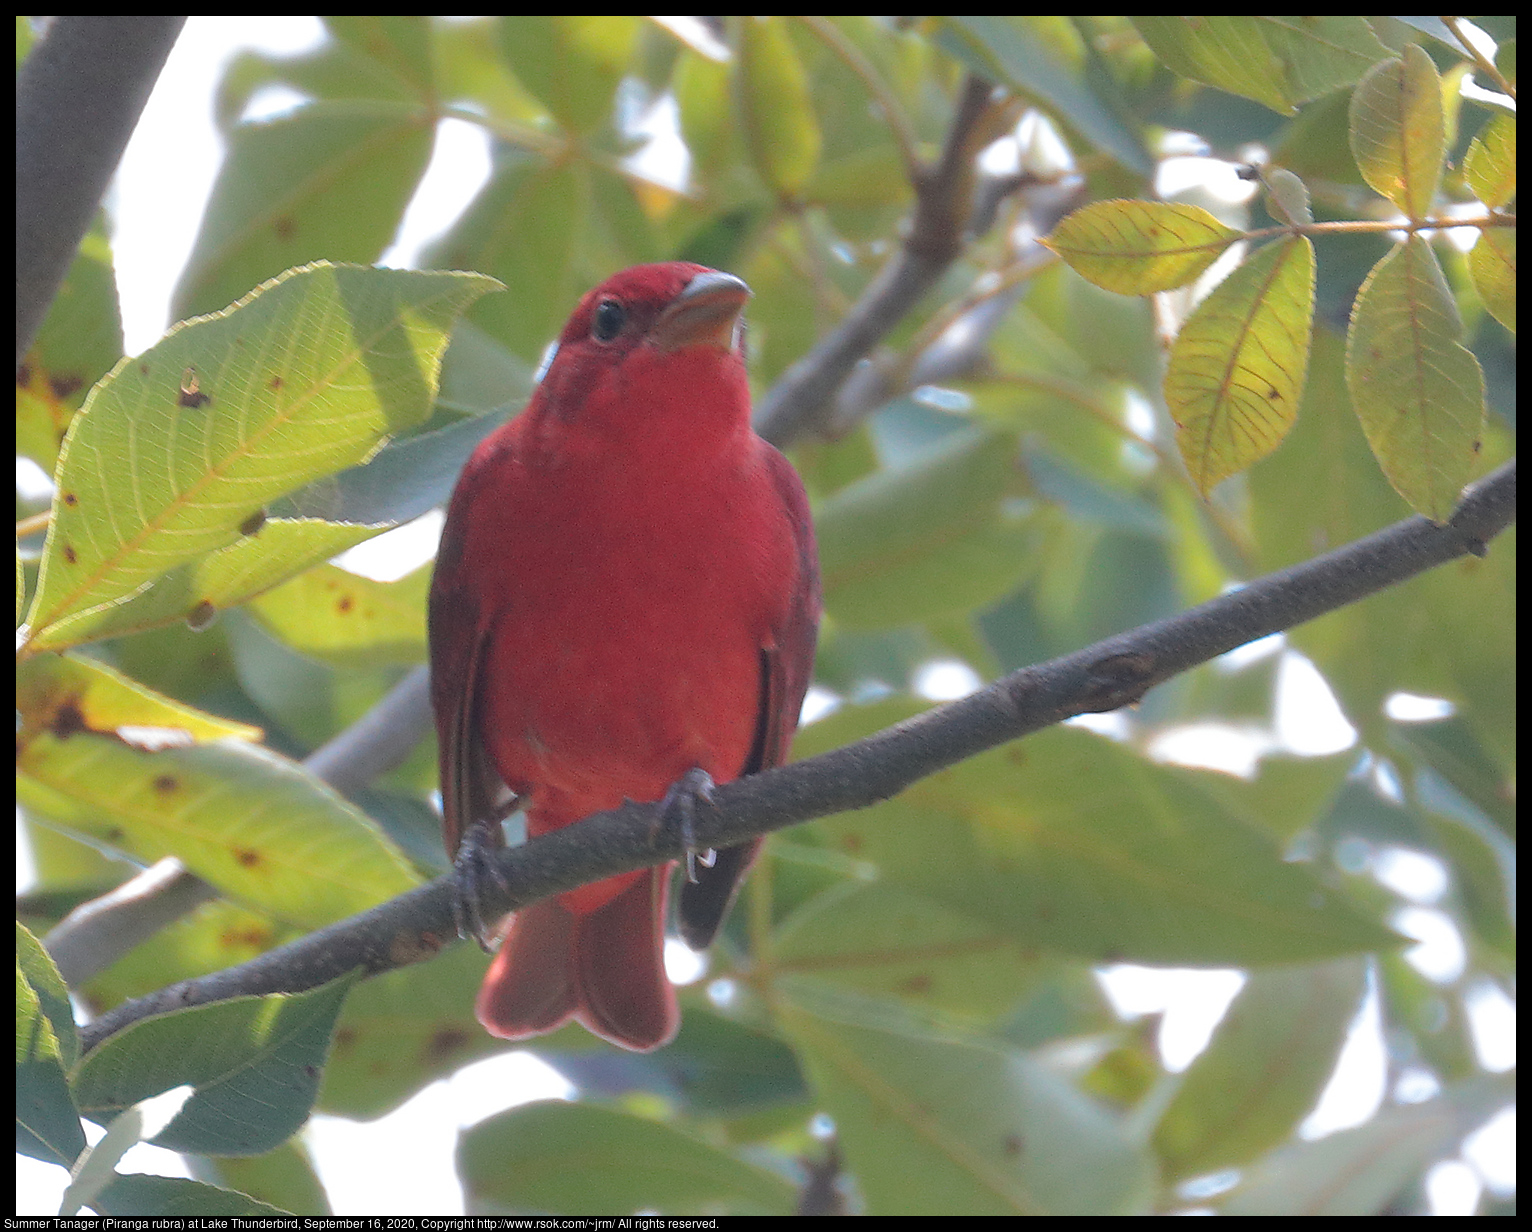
[457,1100,796,1215]
[799,718,1400,965]
[23,263,497,652]
[17,924,88,1167]
[499,15,640,135]
[1044,201,1241,295]
[1262,166,1313,226]
[89,1174,290,1217]
[1390,714,1515,842]
[774,880,1060,1019]
[1348,44,1445,221]
[1220,1077,1513,1215]
[193,1139,331,1218]
[935,17,1150,174]
[15,649,262,748]
[80,902,299,1036]
[323,15,435,98]
[72,971,359,1157]
[1464,112,1516,209]
[1345,237,1486,521]
[1165,236,1316,495]
[42,516,392,647]
[1153,957,1367,1180]
[539,1008,812,1119]
[422,154,587,362]
[216,17,435,131]
[248,562,428,667]
[735,17,822,199]
[1409,765,1516,959]
[17,219,123,473]
[316,945,501,1120]
[778,984,1154,1215]
[672,48,742,190]
[173,101,435,320]
[17,923,78,1070]
[1133,16,1388,115]
[816,428,1033,629]
[1468,229,1515,335]
[17,708,418,930]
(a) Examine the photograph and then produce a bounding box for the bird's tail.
[475,867,678,1052]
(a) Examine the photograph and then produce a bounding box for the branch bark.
[77,459,1516,1055]
[15,15,185,366]
[754,73,1014,447]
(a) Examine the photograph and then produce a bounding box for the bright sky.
[18,16,1513,1216]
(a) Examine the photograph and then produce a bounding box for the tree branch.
[15,15,185,366]
[77,459,1515,1055]
[754,73,1014,447]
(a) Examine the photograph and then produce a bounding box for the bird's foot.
[452,816,511,951]
[658,767,718,884]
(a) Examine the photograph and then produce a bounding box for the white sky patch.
[17,456,53,504]
[1464,979,1516,1072]
[1157,154,1260,205]
[912,659,983,702]
[1274,651,1356,755]
[1299,970,1385,1138]
[306,1052,574,1216]
[111,16,326,355]
[1385,692,1456,722]
[1095,965,1246,1073]
[1372,846,1450,904]
[1146,721,1272,777]
[1462,1104,1516,1193]
[332,510,445,582]
[665,936,707,986]
[1391,906,1467,984]
[381,117,493,270]
[799,685,842,727]
[1426,1159,1483,1217]
[1217,630,1284,671]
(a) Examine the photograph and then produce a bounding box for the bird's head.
[530,263,754,447]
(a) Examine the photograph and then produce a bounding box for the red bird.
[429,262,820,1051]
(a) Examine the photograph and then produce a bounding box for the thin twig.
[1442,16,1515,101]
[754,74,1012,447]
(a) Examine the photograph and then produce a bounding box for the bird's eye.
[592,299,626,343]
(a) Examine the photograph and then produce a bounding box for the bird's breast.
[469,444,794,819]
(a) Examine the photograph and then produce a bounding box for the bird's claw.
[658,767,718,884]
[452,817,511,951]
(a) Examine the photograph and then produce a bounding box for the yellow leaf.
[1165,237,1316,496]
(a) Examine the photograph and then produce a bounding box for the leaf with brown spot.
[177,367,211,409]
[22,264,497,652]
[17,662,411,929]
[248,561,429,668]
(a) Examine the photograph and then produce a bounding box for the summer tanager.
[429,262,820,1051]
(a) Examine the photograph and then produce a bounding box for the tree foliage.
[17,15,1515,1217]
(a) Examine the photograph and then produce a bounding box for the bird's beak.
[650,270,751,353]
